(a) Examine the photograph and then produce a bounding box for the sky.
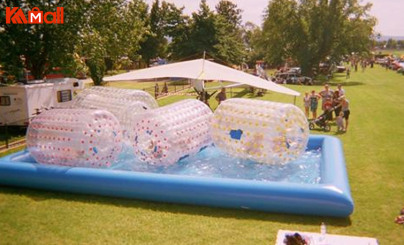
[144,0,404,36]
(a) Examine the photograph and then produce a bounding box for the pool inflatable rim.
[0,135,353,217]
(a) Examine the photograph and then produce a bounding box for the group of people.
[303,83,351,132]
[196,87,227,108]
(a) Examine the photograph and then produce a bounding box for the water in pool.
[111,145,322,184]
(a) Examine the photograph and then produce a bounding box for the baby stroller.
[309,107,335,132]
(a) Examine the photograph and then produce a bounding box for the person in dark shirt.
[196,89,216,108]
[309,90,320,119]
[215,88,227,105]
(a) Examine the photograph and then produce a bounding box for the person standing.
[162,82,168,94]
[196,89,216,108]
[303,92,310,118]
[319,84,334,111]
[339,96,350,132]
[309,90,320,120]
[154,83,159,99]
[215,88,227,105]
[336,111,345,132]
[332,90,342,118]
[337,84,345,97]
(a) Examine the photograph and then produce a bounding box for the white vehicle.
[0,78,83,126]
[288,67,301,75]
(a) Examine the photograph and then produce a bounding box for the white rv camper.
[0,78,83,126]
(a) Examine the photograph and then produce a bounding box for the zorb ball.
[72,93,149,139]
[27,109,122,168]
[130,99,212,166]
[77,86,158,109]
[210,98,309,164]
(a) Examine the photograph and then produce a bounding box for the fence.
[141,80,193,99]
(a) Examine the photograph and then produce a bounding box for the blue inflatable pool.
[0,135,353,217]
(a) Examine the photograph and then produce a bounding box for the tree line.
[0,0,376,84]
[375,39,404,50]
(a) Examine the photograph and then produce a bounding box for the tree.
[260,0,376,76]
[259,0,298,68]
[81,31,106,86]
[0,0,147,84]
[242,22,264,66]
[160,1,190,59]
[171,0,246,65]
[386,38,398,49]
[139,0,189,64]
[398,40,404,50]
[214,0,245,64]
[215,0,242,27]
[81,0,148,84]
[139,0,167,66]
[187,0,218,57]
[0,0,87,80]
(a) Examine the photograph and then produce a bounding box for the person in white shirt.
[337,84,345,97]
[319,83,334,111]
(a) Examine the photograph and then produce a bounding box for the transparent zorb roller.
[72,93,149,139]
[210,98,309,164]
[27,109,122,168]
[75,86,158,109]
[129,99,213,166]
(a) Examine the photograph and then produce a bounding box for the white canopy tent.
[103,58,300,96]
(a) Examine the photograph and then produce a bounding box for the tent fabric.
[103,59,300,96]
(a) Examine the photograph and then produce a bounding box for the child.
[336,111,344,132]
[309,90,320,120]
[303,92,310,118]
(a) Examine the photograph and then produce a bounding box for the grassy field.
[0,65,404,244]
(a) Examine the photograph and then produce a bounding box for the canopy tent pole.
[202,51,206,74]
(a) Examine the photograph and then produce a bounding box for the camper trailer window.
[0,96,11,106]
[57,90,72,103]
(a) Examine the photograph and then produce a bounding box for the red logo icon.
[5,7,27,24]
[28,7,43,24]
[6,7,64,24]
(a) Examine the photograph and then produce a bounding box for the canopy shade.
[104,59,300,96]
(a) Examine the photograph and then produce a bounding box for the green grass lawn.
[1,65,404,244]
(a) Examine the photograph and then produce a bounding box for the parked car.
[336,66,346,73]
[375,58,387,65]
[391,61,404,70]
[288,67,301,75]
[274,72,313,85]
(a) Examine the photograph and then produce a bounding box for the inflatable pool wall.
[0,135,354,217]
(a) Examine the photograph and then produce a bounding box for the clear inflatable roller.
[211,98,309,164]
[27,109,122,168]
